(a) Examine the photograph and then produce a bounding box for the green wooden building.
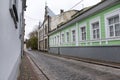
[48,0,120,63]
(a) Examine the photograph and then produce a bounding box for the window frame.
[79,23,87,41]
[45,25,48,34]
[54,36,56,45]
[66,31,70,43]
[104,8,120,38]
[9,0,19,29]
[61,33,65,43]
[57,35,59,44]
[71,29,76,42]
[90,17,101,40]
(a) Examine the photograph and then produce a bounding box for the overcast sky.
[24,0,101,39]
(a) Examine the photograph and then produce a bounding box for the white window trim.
[61,32,65,44]
[56,35,58,45]
[53,36,55,45]
[9,0,14,8]
[79,23,87,41]
[76,23,79,46]
[53,37,54,45]
[65,30,70,43]
[54,36,56,45]
[51,37,53,46]
[90,17,101,40]
[58,33,61,45]
[71,28,76,42]
[104,8,120,38]
[56,33,60,45]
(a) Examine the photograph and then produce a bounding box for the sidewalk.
[18,53,39,80]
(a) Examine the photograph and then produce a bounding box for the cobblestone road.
[27,51,120,80]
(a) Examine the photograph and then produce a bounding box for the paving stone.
[27,51,120,80]
[17,53,39,80]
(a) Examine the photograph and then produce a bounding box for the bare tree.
[26,25,39,50]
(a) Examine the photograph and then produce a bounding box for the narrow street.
[26,50,120,80]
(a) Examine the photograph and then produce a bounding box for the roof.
[49,0,120,35]
[57,7,91,27]
[46,6,56,17]
[71,7,92,18]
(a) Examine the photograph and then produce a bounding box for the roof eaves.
[48,0,119,35]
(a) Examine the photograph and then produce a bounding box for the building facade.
[38,6,55,51]
[50,10,79,31]
[49,0,120,63]
[38,19,49,51]
[0,0,26,80]
[38,6,78,51]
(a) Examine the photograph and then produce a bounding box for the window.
[45,25,47,34]
[53,38,54,45]
[57,35,59,43]
[107,15,120,37]
[91,22,100,39]
[105,8,120,38]
[14,0,18,9]
[55,36,56,44]
[80,26,86,40]
[72,30,76,42]
[9,0,18,28]
[90,17,100,40]
[90,19,100,40]
[66,32,69,42]
[45,39,47,49]
[62,34,64,43]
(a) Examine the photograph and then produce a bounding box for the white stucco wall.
[0,0,23,80]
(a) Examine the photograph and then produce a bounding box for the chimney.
[60,9,64,14]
